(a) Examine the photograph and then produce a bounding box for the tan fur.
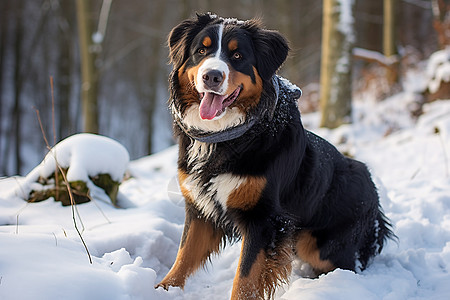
[202,36,212,47]
[228,39,239,51]
[231,238,293,300]
[186,61,202,87]
[178,169,194,204]
[177,64,200,108]
[227,176,266,210]
[295,231,335,273]
[156,218,223,290]
[229,66,263,110]
[210,174,246,210]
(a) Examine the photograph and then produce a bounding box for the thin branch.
[50,76,59,201]
[58,165,89,244]
[353,47,399,67]
[50,76,56,146]
[94,0,113,44]
[86,188,112,224]
[52,232,58,246]
[34,108,50,151]
[34,107,92,264]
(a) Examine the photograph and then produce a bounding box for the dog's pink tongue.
[199,92,225,120]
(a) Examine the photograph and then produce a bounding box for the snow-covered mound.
[10,133,130,201]
[28,133,130,183]
[0,98,450,299]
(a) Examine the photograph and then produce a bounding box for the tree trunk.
[383,0,397,57]
[145,1,167,154]
[383,0,399,85]
[12,0,24,174]
[76,0,99,133]
[0,0,8,172]
[58,0,75,140]
[320,0,355,129]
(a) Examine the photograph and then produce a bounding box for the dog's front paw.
[154,282,170,291]
[154,277,185,291]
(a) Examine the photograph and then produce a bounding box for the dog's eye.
[233,52,242,60]
[198,48,207,55]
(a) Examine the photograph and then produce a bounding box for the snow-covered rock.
[10,133,130,204]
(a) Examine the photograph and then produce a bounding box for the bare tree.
[320,0,355,128]
[0,0,8,172]
[146,1,166,154]
[76,0,99,133]
[12,0,24,174]
[56,0,76,140]
[383,0,397,57]
[384,0,399,85]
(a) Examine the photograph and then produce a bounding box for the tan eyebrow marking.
[228,39,238,51]
[202,36,212,47]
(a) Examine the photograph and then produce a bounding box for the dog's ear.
[167,19,196,69]
[244,20,289,81]
[168,13,215,69]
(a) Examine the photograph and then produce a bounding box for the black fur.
[160,13,395,297]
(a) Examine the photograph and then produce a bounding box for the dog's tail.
[358,208,397,271]
[375,209,398,254]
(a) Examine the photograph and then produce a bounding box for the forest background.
[0,0,440,176]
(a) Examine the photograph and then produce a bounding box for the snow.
[336,0,355,42]
[92,32,104,44]
[1,68,450,299]
[426,47,450,94]
[10,133,130,201]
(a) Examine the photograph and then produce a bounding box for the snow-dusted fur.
[157,13,395,299]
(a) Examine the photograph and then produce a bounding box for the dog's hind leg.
[295,230,336,274]
[155,210,224,290]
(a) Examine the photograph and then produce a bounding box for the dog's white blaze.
[215,24,224,58]
[183,104,245,132]
[195,24,229,95]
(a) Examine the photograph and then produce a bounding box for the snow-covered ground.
[1,70,450,299]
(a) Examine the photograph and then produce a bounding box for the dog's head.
[169,13,289,135]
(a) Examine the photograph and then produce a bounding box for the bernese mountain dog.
[156,13,394,299]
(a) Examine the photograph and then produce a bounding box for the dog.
[156,13,394,299]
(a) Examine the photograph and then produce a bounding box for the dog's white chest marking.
[181,140,245,220]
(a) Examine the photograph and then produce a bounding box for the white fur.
[182,173,217,219]
[181,171,245,221]
[187,140,216,170]
[196,59,229,95]
[182,140,246,221]
[209,174,246,209]
[215,24,223,58]
[183,104,245,132]
[195,24,229,95]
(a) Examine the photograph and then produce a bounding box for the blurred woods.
[0,0,442,176]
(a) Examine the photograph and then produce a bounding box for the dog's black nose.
[202,70,224,89]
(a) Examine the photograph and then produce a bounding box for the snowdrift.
[1,87,450,299]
